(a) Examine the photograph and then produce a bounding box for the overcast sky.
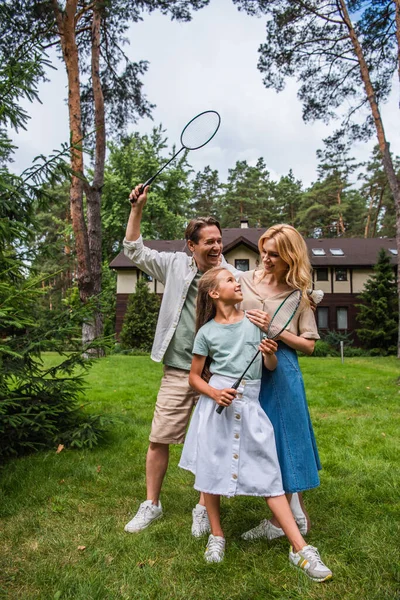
[11,0,400,188]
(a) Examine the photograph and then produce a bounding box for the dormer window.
[312,248,326,256]
[330,248,344,256]
[389,248,398,255]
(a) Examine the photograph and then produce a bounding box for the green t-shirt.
[193,315,263,380]
[163,272,202,371]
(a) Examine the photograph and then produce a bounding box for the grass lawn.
[0,355,399,600]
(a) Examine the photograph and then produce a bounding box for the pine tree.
[120,278,160,352]
[355,249,398,353]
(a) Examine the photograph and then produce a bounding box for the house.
[109,225,398,341]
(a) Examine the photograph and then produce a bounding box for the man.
[123,184,309,536]
[123,184,237,536]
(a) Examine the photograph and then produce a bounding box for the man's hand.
[129,184,149,209]
[246,309,271,333]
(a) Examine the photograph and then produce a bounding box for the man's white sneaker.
[289,545,333,582]
[290,493,310,535]
[204,534,225,563]
[241,518,284,541]
[124,500,163,533]
[191,504,211,537]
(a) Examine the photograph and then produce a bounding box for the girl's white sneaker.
[289,545,332,582]
[192,504,211,537]
[204,534,225,563]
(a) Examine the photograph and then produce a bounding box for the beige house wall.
[116,269,165,294]
[352,269,372,293]
[115,261,374,296]
[225,245,260,271]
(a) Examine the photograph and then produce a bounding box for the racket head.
[266,289,302,340]
[180,110,221,150]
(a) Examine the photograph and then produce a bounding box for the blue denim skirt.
[260,342,321,493]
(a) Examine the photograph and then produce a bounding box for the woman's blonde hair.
[257,224,312,299]
[195,267,227,333]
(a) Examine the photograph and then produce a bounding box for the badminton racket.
[132,110,221,199]
[216,289,302,414]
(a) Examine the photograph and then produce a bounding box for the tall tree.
[189,165,220,218]
[1,0,209,347]
[233,0,400,355]
[271,169,304,226]
[356,248,398,353]
[359,146,398,239]
[102,128,192,257]
[218,158,277,228]
[297,132,364,236]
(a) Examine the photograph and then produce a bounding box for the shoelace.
[207,537,225,555]
[301,545,324,566]
[137,504,154,522]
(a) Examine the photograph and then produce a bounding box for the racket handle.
[215,378,241,414]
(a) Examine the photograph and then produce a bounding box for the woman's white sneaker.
[289,545,332,582]
[241,519,285,541]
[124,500,163,533]
[192,504,211,537]
[204,534,225,563]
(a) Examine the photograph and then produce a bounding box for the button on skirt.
[179,374,284,498]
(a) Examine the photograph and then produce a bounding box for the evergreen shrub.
[120,278,160,352]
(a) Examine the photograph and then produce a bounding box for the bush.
[312,340,339,357]
[120,278,160,352]
[321,329,354,349]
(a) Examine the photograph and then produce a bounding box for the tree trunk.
[81,5,105,351]
[52,0,105,353]
[364,185,374,238]
[339,0,400,357]
[372,187,385,238]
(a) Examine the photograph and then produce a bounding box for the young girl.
[179,267,332,582]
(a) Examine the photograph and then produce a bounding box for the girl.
[179,267,332,582]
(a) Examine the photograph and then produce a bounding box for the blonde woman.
[240,224,321,541]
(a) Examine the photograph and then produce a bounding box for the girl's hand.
[212,387,237,407]
[259,338,278,356]
[246,309,271,333]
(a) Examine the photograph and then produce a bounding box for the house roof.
[109,229,398,269]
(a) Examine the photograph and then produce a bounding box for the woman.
[240,224,321,541]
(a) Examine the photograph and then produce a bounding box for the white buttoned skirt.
[179,374,285,498]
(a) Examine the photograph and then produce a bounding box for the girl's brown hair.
[257,224,312,301]
[195,267,226,333]
[195,267,227,381]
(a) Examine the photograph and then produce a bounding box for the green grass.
[0,355,399,600]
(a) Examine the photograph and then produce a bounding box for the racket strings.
[266,291,302,339]
[181,111,220,150]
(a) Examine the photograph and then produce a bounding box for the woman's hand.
[246,309,271,333]
[259,338,278,356]
[129,184,149,208]
[212,387,237,407]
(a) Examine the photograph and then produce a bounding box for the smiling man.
[122,184,237,536]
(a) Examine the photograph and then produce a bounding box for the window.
[316,268,329,281]
[312,248,326,256]
[335,268,347,281]
[330,248,344,256]
[235,259,249,272]
[317,307,329,329]
[389,248,398,255]
[337,307,348,330]
[141,271,153,282]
